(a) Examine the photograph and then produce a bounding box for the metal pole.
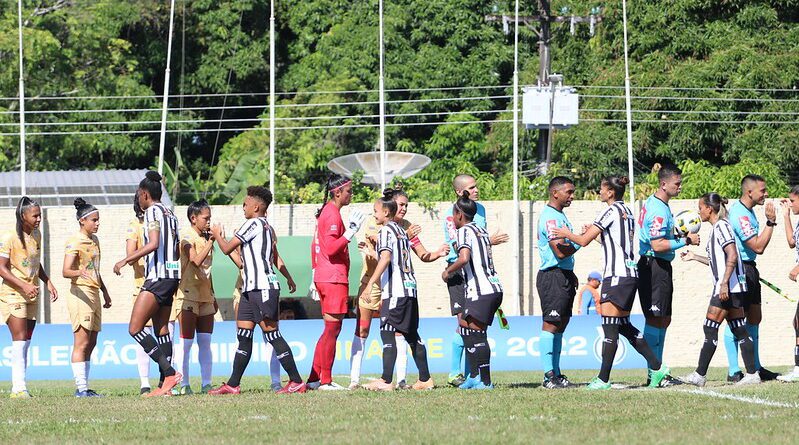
[17,0,26,196]
[511,0,521,315]
[269,0,276,198]
[378,0,387,190]
[622,0,636,210]
[158,0,177,175]
[536,0,551,170]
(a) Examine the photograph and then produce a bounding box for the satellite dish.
[327,151,431,185]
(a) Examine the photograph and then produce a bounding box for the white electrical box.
[522,86,579,129]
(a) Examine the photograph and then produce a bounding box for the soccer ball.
[674,210,702,235]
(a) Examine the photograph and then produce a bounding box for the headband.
[330,179,352,192]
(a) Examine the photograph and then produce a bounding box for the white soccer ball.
[674,210,702,235]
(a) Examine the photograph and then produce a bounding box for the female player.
[553,175,670,389]
[63,198,112,397]
[172,199,217,394]
[349,188,448,389]
[307,174,366,390]
[114,171,182,397]
[777,186,799,382]
[361,189,434,391]
[125,193,154,394]
[441,191,502,389]
[680,193,761,386]
[0,197,58,398]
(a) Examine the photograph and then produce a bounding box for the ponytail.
[602,175,630,201]
[378,188,399,218]
[15,196,39,249]
[316,173,351,218]
[700,192,729,220]
[453,190,477,221]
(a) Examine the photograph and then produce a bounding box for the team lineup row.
[2,168,799,397]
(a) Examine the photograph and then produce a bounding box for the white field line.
[682,388,799,408]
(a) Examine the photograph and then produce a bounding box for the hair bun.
[460,190,471,199]
[145,171,162,181]
[382,188,395,199]
[619,176,630,186]
[722,197,729,205]
[74,198,86,209]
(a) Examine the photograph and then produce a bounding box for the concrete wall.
[7,199,798,367]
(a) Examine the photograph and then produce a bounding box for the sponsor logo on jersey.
[649,216,664,237]
[330,224,338,232]
[545,220,559,240]
[738,216,755,238]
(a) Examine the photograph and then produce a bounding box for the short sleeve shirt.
[179,227,214,302]
[537,205,578,270]
[728,200,759,262]
[0,229,41,301]
[64,232,101,289]
[444,202,486,264]
[637,195,677,261]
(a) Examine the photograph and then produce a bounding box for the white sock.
[265,342,281,386]
[136,327,152,388]
[85,361,91,389]
[197,333,213,387]
[169,322,182,369]
[11,341,26,392]
[72,361,88,392]
[181,337,194,385]
[349,335,366,384]
[395,335,408,383]
[23,339,30,370]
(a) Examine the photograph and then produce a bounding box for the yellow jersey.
[64,231,101,289]
[178,227,214,302]
[125,219,145,290]
[360,218,414,279]
[0,229,42,302]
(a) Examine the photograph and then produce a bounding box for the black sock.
[471,329,491,385]
[460,327,479,378]
[157,333,174,383]
[795,345,799,367]
[729,318,756,374]
[405,330,431,382]
[264,330,301,383]
[619,317,661,370]
[228,328,253,387]
[132,329,175,377]
[697,319,720,376]
[599,317,621,383]
[380,327,397,383]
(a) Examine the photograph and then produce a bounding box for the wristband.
[766,220,777,227]
[669,238,687,250]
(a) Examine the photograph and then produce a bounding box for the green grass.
[2,368,799,444]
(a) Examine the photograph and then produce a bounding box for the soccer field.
[2,368,799,444]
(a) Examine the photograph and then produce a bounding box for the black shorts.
[742,262,761,307]
[638,256,673,317]
[238,289,280,322]
[600,277,638,312]
[380,296,419,334]
[710,292,746,310]
[536,268,578,322]
[447,268,466,316]
[141,279,179,307]
[464,292,503,326]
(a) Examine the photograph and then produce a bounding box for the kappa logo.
[649,305,660,312]
[453,302,461,309]
[548,310,560,317]
[84,315,91,322]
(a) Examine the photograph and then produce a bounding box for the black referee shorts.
[238,289,280,322]
[446,268,466,316]
[537,268,578,323]
[463,292,503,326]
[637,256,673,318]
[742,261,761,307]
[141,279,179,307]
[600,276,638,312]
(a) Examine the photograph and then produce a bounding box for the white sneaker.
[776,367,799,383]
[306,381,321,390]
[680,371,707,388]
[736,372,762,386]
[317,382,347,391]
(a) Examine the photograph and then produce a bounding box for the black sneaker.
[557,374,572,388]
[759,368,779,381]
[543,371,563,389]
[658,375,683,387]
[727,371,744,383]
[140,387,151,395]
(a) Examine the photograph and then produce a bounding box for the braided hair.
[316,173,351,218]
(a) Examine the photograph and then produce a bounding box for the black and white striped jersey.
[235,217,280,293]
[456,222,502,299]
[377,221,417,305]
[143,203,181,281]
[706,219,746,296]
[793,221,799,264]
[593,201,637,279]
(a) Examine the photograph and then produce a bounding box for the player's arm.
[412,240,449,263]
[320,211,366,256]
[552,224,601,247]
[549,238,577,259]
[62,253,85,280]
[680,250,709,266]
[0,256,37,298]
[38,266,58,302]
[781,201,795,248]
[271,227,296,293]
[210,223,242,255]
[717,242,738,301]
[230,247,243,269]
[575,288,584,315]
[98,271,112,308]
[442,246,470,281]
[186,235,215,268]
[115,224,161,274]
[743,202,776,254]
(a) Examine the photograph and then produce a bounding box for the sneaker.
[200,384,213,394]
[470,382,494,390]
[557,374,572,388]
[727,371,744,383]
[659,374,682,388]
[542,371,563,389]
[458,375,480,390]
[447,373,466,387]
[207,382,241,396]
[306,380,321,390]
[348,381,360,390]
[276,381,307,394]
[777,367,799,382]
[145,372,182,397]
[85,389,103,397]
[363,379,395,391]
[648,366,670,388]
[75,389,91,398]
[758,367,779,381]
[586,377,611,390]
[396,380,411,390]
[140,387,151,396]
[10,390,32,399]
[737,372,762,386]
[317,382,347,391]
[680,371,707,388]
[411,378,435,391]
[179,385,193,396]
[271,382,284,392]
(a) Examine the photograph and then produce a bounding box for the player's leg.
[447,271,467,386]
[683,307,726,387]
[395,332,408,388]
[258,290,305,393]
[722,324,742,381]
[196,309,214,393]
[460,313,492,389]
[128,291,175,381]
[6,313,30,397]
[177,309,198,394]
[150,303,182,394]
[310,283,347,389]
[743,265,777,379]
[726,307,760,385]
[404,327,434,390]
[778,303,799,382]
[349,280,376,388]
[71,326,92,396]
[211,292,257,394]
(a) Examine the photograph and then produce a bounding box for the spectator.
[576,271,602,315]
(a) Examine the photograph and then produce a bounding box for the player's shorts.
[358,277,382,311]
[316,282,349,315]
[0,294,37,323]
[238,289,280,322]
[446,268,466,316]
[68,285,102,332]
[709,292,746,310]
[638,256,673,318]
[380,295,419,334]
[463,292,503,326]
[170,298,217,320]
[742,262,761,307]
[141,279,179,307]
[536,268,578,322]
[600,276,638,312]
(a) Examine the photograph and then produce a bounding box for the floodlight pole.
[158,0,177,176]
[17,0,26,196]
[511,0,521,315]
[621,0,635,211]
[269,0,276,199]
[378,0,387,190]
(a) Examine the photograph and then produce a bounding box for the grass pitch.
[2,368,799,444]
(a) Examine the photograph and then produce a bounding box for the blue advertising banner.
[0,315,646,381]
